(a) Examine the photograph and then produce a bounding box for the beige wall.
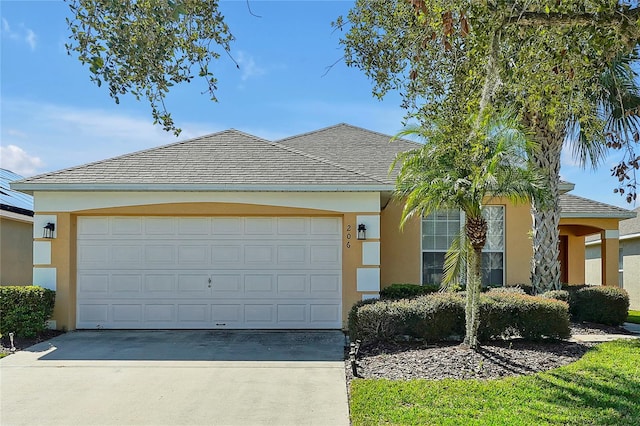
[39,202,378,330]
[380,199,421,287]
[587,238,640,310]
[622,238,640,310]
[0,217,33,285]
[379,198,535,287]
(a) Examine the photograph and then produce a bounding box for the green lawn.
[350,340,640,425]
[628,310,640,324]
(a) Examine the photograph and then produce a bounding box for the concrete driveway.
[0,330,349,426]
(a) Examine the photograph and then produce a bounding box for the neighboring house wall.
[587,237,640,310]
[621,238,640,310]
[31,191,383,330]
[0,217,33,285]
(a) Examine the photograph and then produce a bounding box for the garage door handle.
[208,277,212,288]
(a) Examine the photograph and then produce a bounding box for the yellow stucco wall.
[380,199,421,287]
[379,198,535,287]
[0,217,33,285]
[40,203,379,330]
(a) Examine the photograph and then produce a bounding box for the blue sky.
[0,0,635,209]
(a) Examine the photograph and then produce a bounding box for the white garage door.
[76,216,342,329]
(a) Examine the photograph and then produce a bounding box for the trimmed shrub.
[0,286,56,338]
[348,291,570,344]
[541,290,570,303]
[480,293,570,341]
[488,286,526,295]
[349,293,465,344]
[571,286,629,326]
[505,283,534,295]
[380,283,441,300]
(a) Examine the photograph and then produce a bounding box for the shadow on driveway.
[34,330,346,362]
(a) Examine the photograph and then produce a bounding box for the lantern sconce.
[43,222,55,239]
[357,223,367,240]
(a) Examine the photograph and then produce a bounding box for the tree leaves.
[65,0,234,135]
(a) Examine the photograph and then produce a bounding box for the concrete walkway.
[569,322,640,343]
[0,331,350,426]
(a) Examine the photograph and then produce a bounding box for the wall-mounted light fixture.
[43,222,55,239]
[357,223,367,240]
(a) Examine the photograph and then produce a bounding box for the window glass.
[421,206,504,286]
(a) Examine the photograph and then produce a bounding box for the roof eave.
[11,183,395,193]
[560,212,636,220]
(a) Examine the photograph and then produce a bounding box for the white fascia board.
[0,209,34,223]
[12,183,393,193]
[560,212,636,219]
[34,191,382,213]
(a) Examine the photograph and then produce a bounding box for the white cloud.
[1,18,37,50]
[0,144,44,176]
[25,29,37,50]
[1,98,221,173]
[235,51,266,82]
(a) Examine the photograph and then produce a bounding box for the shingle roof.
[12,129,389,191]
[619,206,640,236]
[0,169,33,216]
[277,123,421,183]
[559,194,636,219]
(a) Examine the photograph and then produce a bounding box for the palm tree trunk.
[525,112,563,293]
[463,215,487,350]
[463,247,483,349]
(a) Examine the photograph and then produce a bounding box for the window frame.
[420,206,505,287]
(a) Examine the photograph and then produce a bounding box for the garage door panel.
[145,245,176,264]
[77,216,342,329]
[112,304,142,322]
[245,217,274,235]
[112,217,143,235]
[212,217,243,234]
[111,274,142,294]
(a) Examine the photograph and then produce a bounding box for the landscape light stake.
[9,332,16,352]
[349,339,362,377]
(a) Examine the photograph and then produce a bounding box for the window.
[421,206,504,286]
[619,247,624,288]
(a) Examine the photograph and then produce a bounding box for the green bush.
[349,292,570,344]
[540,289,570,303]
[505,283,534,295]
[380,283,441,300]
[488,286,526,295]
[571,286,629,326]
[480,293,570,341]
[0,286,56,338]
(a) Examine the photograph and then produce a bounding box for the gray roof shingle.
[619,207,640,236]
[277,123,421,183]
[560,194,636,219]
[12,129,389,190]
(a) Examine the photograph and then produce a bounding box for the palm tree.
[392,109,546,349]
[528,53,640,293]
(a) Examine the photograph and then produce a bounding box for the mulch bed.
[0,330,64,358]
[345,323,636,383]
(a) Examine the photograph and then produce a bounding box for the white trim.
[361,293,380,301]
[34,191,381,213]
[560,212,635,219]
[604,230,619,239]
[356,268,380,292]
[0,209,33,223]
[356,215,381,239]
[33,267,56,290]
[33,241,52,265]
[33,215,57,239]
[586,232,640,246]
[14,183,393,193]
[362,242,381,266]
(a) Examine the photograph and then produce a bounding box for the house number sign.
[345,224,352,248]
